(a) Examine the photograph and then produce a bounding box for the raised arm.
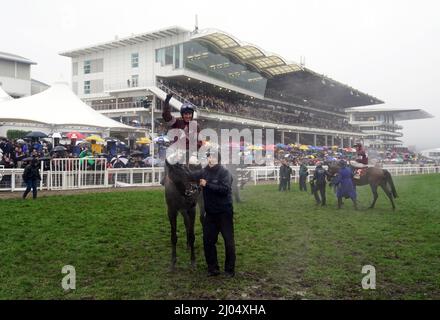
[162,93,176,126]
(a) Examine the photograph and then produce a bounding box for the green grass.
[1,174,439,299]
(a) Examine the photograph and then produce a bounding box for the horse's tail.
[384,169,398,198]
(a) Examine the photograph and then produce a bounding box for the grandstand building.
[346,107,433,149]
[60,26,386,146]
[0,52,49,98]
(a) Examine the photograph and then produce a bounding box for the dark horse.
[164,160,205,270]
[327,162,398,210]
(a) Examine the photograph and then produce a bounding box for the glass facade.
[155,41,268,95]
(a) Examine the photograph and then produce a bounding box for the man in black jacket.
[22,158,41,199]
[190,149,236,277]
[312,162,329,206]
[279,159,292,191]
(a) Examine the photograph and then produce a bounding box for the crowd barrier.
[0,159,439,192]
[246,165,440,185]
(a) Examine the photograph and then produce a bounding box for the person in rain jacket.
[299,163,309,192]
[22,158,41,199]
[332,160,358,210]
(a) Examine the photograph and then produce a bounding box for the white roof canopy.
[346,106,434,121]
[0,82,136,131]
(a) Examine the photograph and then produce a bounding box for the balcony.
[362,129,403,137]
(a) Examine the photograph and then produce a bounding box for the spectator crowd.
[160,80,360,133]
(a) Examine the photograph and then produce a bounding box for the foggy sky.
[1,0,439,150]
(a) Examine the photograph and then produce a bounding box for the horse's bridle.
[168,163,201,199]
[184,183,201,198]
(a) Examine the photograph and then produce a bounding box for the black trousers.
[23,179,38,199]
[279,178,291,191]
[299,176,307,191]
[313,183,326,205]
[203,212,236,273]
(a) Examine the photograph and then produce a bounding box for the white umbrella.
[51,133,62,139]
[154,135,171,143]
[111,156,129,166]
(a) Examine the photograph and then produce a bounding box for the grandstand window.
[84,60,91,74]
[182,40,267,95]
[84,81,90,94]
[131,75,138,87]
[165,47,173,65]
[156,45,182,67]
[156,48,164,64]
[131,53,139,68]
[174,44,183,69]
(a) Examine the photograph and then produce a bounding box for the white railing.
[0,159,439,192]
[49,158,108,190]
[246,165,440,185]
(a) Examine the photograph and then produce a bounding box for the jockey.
[353,142,368,179]
[162,93,202,154]
[161,93,202,185]
[354,142,368,165]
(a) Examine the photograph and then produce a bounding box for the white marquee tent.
[0,82,136,132]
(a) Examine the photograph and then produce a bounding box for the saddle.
[349,160,368,169]
[348,161,368,180]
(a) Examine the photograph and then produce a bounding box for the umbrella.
[153,135,170,143]
[76,140,90,146]
[143,156,161,166]
[264,144,275,151]
[111,156,129,166]
[136,137,151,145]
[16,139,25,144]
[25,131,48,138]
[52,146,67,152]
[67,131,85,140]
[86,135,104,143]
[105,137,120,143]
[299,145,309,151]
[51,133,62,139]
